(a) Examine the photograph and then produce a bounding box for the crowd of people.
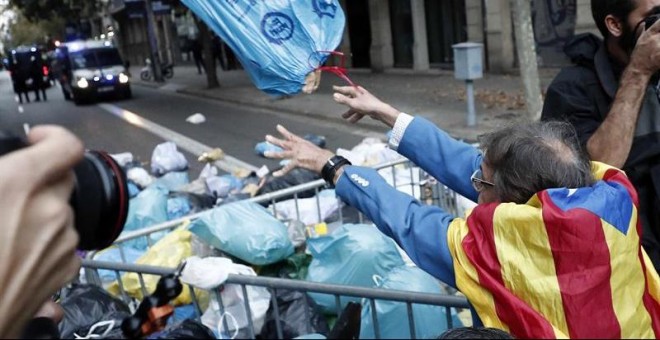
[4,0,660,338]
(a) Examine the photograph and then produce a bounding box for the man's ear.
[605,14,624,38]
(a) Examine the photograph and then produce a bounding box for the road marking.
[18,105,24,113]
[97,103,259,174]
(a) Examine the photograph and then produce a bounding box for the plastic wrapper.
[180,0,345,96]
[305,224,404,313]
[189,201,294,265]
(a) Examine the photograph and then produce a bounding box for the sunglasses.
[471,169,495,192]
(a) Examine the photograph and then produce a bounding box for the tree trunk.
[194,17,219,89]
[511,0,543,121]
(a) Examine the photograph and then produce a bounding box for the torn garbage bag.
[306,224,404,313]
[58,284,131,339]
[189,201,294,265]
[360,266,461,339]
[180,0,346,96]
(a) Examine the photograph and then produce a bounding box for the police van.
[53,40,131,105]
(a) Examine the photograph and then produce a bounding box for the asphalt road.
[0,72,376,178]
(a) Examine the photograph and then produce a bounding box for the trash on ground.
[186,113,207,125]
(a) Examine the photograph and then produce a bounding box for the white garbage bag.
[151,142,188,176]
[180,256,271,337]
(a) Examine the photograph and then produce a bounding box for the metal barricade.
[82,260,471,339]
[81,157,470,339]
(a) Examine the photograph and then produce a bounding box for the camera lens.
[70,151,129,250]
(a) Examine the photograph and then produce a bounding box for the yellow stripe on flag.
[491,202,569,339]
[601,209,654,338]
[642,250,660,309]
[448,219,509,332]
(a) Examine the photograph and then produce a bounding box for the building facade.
[337,0,597,72]
[105,0,598,74]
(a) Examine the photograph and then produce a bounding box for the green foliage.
[4,11,64,48]
[9,0,99,22]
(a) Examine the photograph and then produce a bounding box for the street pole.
[511,0,543,121]
[145,0,164,82]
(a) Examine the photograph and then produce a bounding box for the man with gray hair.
[265,86,660,338]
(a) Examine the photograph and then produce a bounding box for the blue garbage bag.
[128,182,141,198]
[189,201,294,265]
[122,186,169,250]
[167,196,192,220]
[152,171,190,191]
[360,266,462,339]
[181,0,346,96]
[305,224,404,313]
[92,247,145,282]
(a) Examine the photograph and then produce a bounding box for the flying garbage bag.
[180,0,346,96]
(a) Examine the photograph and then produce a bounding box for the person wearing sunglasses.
[265,86,660,338]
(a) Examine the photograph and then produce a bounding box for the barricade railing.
[80,157,470,339]
[81,260,471,339]
[95,157,460,255]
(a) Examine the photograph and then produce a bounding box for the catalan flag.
[447,162,660,338]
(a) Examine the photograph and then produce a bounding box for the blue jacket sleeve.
[397,117,482,202]
[336,165,457,288]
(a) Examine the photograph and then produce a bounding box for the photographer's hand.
[0,126,83,338]
[333,86,402,128]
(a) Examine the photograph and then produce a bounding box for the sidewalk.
[131,64,560,142]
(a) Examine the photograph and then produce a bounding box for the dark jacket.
[542,33,660,272]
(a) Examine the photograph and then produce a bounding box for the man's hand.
[333,86,401,128]
[264,125,334,177]
[0,126,83,338]
[629,19,660,76]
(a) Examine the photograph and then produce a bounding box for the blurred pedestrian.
[191,38,205,75]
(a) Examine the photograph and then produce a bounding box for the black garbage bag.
[259,289,330,339]
[148,319,215,339]
[58,284,131,339]
[67,310,129,339]
[256,168,321,201]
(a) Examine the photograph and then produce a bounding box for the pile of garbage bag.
[71,135,472,339]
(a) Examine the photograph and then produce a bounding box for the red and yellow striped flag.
[448,162,660,338]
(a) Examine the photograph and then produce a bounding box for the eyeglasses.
[471,169,495,192]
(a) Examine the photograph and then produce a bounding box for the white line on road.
[97,103,259,174]
[18,105,24,113]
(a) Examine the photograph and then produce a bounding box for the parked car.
[53,40,131,105]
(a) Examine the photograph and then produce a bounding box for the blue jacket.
[336,117,481,287]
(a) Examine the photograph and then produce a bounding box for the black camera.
[0,132,128,250]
